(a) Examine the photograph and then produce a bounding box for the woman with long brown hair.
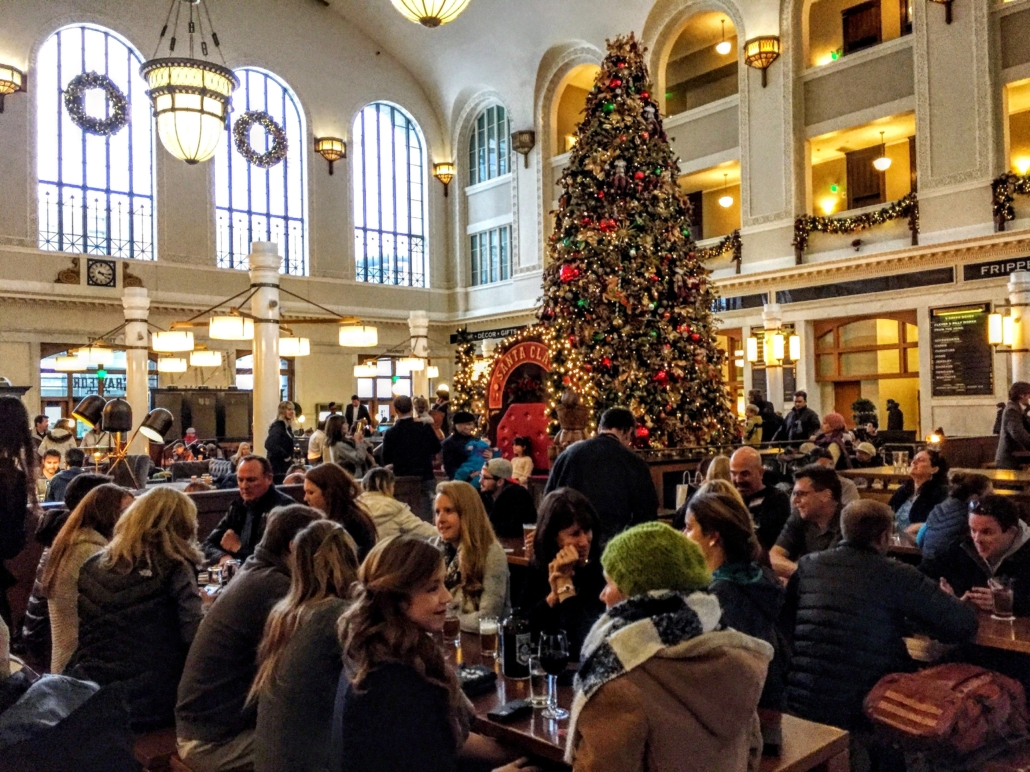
[0,396,37,627]
[251,520,359,772]
[335,535,537,772]
[43,483,132,673]
[69,487,203,729]
[433,481,509,632]
[303,463,378,561]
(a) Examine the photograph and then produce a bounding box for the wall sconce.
[314,137,346,175]
[511,130,536,168]
[988,309,1018,347]
[743,36,780,88]
[0,64,26,113]
[766,332,785,366]
[788,334,801,361]
[927,0,954,24]
[746,336,759,363]
[434,162,456,197]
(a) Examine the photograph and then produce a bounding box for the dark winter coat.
[710,563,788,710]
[19,549,52,672]
[69,552,203,730]
[773,406,821,444]
[920,523,1030,616]
[201,486,296,563]
[176,545,292,743]
[887,405,904,431]
[783,542,977,731]
[518,558,605,660]
[481,482,537,539]
[744,486,792,552]
[334,663,464,772]
[995,401,1030,470]
[441,432,474,480]
[264,420,296,477]
[917,496,971,561]
[888,477,947,526]
[381,417,442,480]
[44,467,86,503]
[0,460,29,627]
[759,406,783,444]
[545,433,658,544]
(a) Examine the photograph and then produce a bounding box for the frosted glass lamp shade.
[157,356,188,373]
[989,313,1004,345]
[140,58,238,164]
[152,330,195,352]
[209,316,254,340]
[339,325,378,347]
[390,0,472,27]
[189,350,223,367]
[788,334,801,361]
[54,355,85,372]
[279,337,310,357]
[746,337,758,363]
[398,357,425,372]
[353,362,379,378]
[427,365,440,379]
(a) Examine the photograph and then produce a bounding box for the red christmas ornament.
[580,216,592,227]
[677,324,690,334]
[635,425,650,439]
[634,171,645,181]
[599,218,617,233]
[654,370,669,384]
[602,356,612,367]
[560,264,581,283]
[689,333,702,343]
[610,78,622,88]
[583,364,593,372]
[619,135,627,143]
[597,190,605,199]
[562,376,571,386]
[641,132,649,140]
[641,91,650,100]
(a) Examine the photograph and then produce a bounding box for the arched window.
[216,68,306,275]
[469,105,510,185]
[37,25,155,260]
[352,103,426,287]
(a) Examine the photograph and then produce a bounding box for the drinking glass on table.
[990,576,1016,621]
[443,606,461,646]
[539,631,570,720]
[528,655,549,708]
[479,616,499,659]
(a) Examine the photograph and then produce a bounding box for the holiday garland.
[793,192,919,258]
[695,229,742,273]
[64,72,129,137]
[233,111,288,168]
[991,172,1030,230]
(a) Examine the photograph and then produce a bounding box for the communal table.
[841,466,1030,492]
[449,632,849,771]
[975,611,1030,655]
[500,535,530,567]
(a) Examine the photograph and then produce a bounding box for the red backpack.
[864,663,1028,756]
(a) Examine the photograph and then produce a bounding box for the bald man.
[730,446,792,551]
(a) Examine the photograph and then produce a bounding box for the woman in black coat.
[518,489,605,660]
[889,448,948,536]
[265,401,297,479]
[0,397,35,628]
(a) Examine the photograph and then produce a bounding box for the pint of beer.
[443,607,461,645]
[479,616,499,658]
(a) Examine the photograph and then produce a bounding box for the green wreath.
[64,72,129,136]
[233,111,288,168]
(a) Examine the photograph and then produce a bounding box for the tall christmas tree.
[539,33,736,448]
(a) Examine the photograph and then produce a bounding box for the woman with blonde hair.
[231,441,252,470]
[266,400,297,479]
[359,467,438,541]
[705,455,731,483]
[335,536,537,772]
[433,481,509,632]
[68,487,203,729]
[252,520,359,772]
[304,463,378,561]
[696,478,745,506]
[43,483,132,673]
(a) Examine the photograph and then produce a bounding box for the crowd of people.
[0,392,1027,772]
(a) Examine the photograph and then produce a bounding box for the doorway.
[833,382,862,428]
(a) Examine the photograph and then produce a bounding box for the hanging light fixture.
[209,315,254,340]
[80,344,114,366]
[353,361,379,378]
[770,333,786,363]
[1004,315,1017,347]
[718,173,733,208]
[140,0,239,164]
[746,336,759,363]
[151,330,195,352]
[873,131,892,172]
[398,357,426,373]
[427,365,440,379]
[279,337,311,357]
[0,63,25,113]
[189,349,223,367]
[390,0,472,28]
[157,356,188,373]
[789,334,801,361]
[339,325,378,348]
[715,20,732,56]
[53,354,86,372]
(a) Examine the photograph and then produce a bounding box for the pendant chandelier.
[141,0,239,164]
[390,0,472,28]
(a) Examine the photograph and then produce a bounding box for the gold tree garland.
[992,172,1030,231]
[695,229,742,274]
[793,192,919,264]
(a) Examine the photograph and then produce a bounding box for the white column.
[249,242,281,457]
[409,310,430,399]
[122,287,150,453]
[763,303,785,411]
[1010,271,1030,384]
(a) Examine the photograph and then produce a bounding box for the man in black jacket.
[729,446,791,551]
[772,391,820,445]
[783,500,976,740]
[770,464,843,580]
[380,395,442,520]
[544,407,657,545]
[344,395,373,431]
[177,505,321,772]
[920,494,1030,616]
[44,447,86,502]
[441,411,478,480]
[202,457,296,565]
[479,458,536,538]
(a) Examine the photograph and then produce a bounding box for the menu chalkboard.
[930,304,994,397]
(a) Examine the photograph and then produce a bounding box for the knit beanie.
[601,522,710,599]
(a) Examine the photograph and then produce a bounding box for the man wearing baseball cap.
[479,457,537,538]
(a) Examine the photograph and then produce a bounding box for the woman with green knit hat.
[566,522,773,772]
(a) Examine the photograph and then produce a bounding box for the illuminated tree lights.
[792,192,919,258]
[536,33,736,449]
[992,172,1030,230]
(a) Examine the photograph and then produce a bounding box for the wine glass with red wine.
[538,631,570,720]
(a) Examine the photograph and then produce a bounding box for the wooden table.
[841,466,1030,492]
[451,632,849,771]
[500,535,530,567]
[976,611,1030,655]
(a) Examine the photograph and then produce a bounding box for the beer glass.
[443,606,461,646]
[990,576,1016,621]
[479,616,499,659]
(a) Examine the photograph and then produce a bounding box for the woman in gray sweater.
[251,520,360,772]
